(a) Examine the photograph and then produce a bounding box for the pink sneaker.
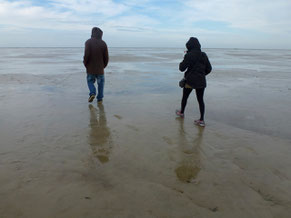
[175,110,184,118]
[194,119,205,127]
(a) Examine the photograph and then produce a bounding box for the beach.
[0,47,291,217]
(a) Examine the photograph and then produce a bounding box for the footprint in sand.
[183,150,195,154]
[126,124,139,132]
[248,184,284,206]
[271,169,289,180]
[162,136,173,145]
[114,115,122,120]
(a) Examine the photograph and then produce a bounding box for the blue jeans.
[87,74,104,101]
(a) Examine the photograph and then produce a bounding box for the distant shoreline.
[0,47,290,51]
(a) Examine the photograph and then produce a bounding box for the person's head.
[186,37,201,51]
[91,27,103,39]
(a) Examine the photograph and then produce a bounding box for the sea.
[0,47,291,75]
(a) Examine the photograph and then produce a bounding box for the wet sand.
[1,49,291,217]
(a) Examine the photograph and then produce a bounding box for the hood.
[91,27,103,39]
[186,37,201,51]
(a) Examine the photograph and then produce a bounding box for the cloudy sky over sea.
[0,0,290,48]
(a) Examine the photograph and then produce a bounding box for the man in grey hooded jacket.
[83,27,109,103]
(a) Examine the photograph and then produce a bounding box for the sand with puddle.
[1,48,291,217]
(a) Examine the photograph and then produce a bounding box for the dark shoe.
[88,95,95,103]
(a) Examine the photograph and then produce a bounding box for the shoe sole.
[175,110,184,118]
[88,95,95,103]
[194,122,205,127]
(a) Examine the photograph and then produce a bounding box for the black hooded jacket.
[83,27,109,75]
[179,37,212,89]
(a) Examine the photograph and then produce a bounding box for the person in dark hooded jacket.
[83,27,109,103]
[176,37,212,127]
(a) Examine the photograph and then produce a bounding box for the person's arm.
[83,41,90,67]
[103,43,109,68]
[179,53,189,72]
[204,53,212,75]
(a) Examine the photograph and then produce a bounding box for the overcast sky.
[0,0,290,48]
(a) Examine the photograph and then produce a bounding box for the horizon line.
[0,46,290,50]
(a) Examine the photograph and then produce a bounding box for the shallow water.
[1,47,291,74]
[1,47,290,139]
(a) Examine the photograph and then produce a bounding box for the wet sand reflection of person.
[88,103,112,163]
[175,118,205,183]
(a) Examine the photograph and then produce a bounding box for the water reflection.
[175,118,204,183]
[88,104,113,164]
